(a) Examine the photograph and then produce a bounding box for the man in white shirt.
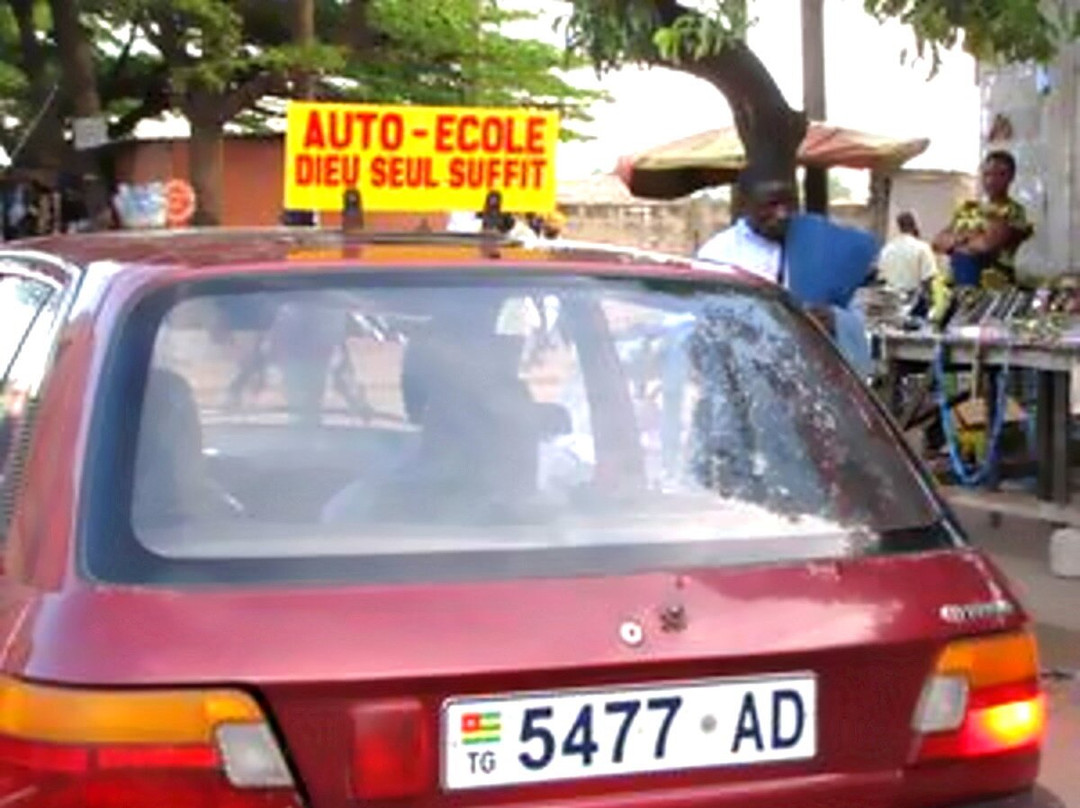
[695,169,873,377]
[876,211,937,293]
[697,175,791,283]
[697,171,838,334]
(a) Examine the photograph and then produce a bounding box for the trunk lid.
[25,549,1022,808]
[250,551,1014,807]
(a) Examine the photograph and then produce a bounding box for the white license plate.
[442,674,817,790]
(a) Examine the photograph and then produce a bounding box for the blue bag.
[784,213,879,308]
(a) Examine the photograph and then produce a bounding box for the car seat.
[380,332,544,521]
[132,366,239,528]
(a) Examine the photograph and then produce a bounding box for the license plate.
[442,674,816,790]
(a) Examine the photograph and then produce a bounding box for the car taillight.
[0,675,300,807]
[912,629,1046,762]
[351,698,433,800]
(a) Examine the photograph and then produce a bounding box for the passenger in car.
[265,296,363,426]
[322,313,550,524]
[132,367,243,529]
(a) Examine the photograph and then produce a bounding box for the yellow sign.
[284,102,559,213]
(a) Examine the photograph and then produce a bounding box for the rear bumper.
[464,775,1048,808]
[948,788,1064,808]
[435,752,1043,808]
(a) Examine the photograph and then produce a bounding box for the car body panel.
[0,230,1041,808]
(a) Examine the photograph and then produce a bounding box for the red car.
[0,229,1045,808]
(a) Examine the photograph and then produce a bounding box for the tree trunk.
[345,0,378,50]
[292,0,316,98]
[183,75,287,227]
[801,0,828,213]
[189,114,226,226]
[48,0,111,226]
[287,0,316,225]
[654,0,806,188]
[8,0,65,171]
[49,0,100,118]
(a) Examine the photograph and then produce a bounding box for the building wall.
[558,173,952,257]
[560,199,733,255]
[109,136,447,231]
[886,170,977,241]
[979,49,1078,277]
[109,135,960,257]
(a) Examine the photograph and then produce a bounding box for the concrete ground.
[956,508,1080,805]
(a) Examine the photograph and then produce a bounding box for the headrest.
[132,367,205,526]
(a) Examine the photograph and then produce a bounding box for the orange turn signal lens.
[0,676,264,745]
[933,629,1039,689]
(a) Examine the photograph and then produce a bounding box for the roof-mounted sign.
[284,102,559,213]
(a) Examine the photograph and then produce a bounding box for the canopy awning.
[616,122,930,200]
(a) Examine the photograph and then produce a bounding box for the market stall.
[868,284,1080,523]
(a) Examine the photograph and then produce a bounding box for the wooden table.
[876,329,1077,514]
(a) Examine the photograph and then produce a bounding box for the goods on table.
[853,285,911,329]
[863,276,1080,344]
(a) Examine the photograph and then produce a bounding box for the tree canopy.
[0,0,605,224]
[562,0,1080,193]
[1,0,1076,223]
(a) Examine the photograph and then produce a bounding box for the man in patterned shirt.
[932,150,1033,286]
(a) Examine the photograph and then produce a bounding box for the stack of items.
[113,182,167,230]
[943,282,1080,343]
[853,284,913,331]
[946,287,1035,331]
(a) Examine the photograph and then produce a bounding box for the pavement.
[956,508,1080,805]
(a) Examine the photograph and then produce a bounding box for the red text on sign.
[434,115,547,155]
[302,110,405,151]
[370,156,440,189]
[448,157,549,190]
[294,154,361,187]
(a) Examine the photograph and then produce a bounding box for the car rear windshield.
[83,270,951,586]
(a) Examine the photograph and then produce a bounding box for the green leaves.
[561,0,664,72]
[340,0,605,139]
[652,3,751,64]
[568,0,1080,81]
[862,0,1072,76]
[0,59,27,95]
[563,0,753,70]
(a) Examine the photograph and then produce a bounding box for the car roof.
[2,227,764,286]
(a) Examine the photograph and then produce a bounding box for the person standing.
[696,168,877,376]
[932,150,1033,287]
[876,211,938,294]
[696,172,793,283]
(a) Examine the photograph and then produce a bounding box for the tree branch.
[109,91,171,139]
[100,63,169,107]
[106,20,140,91]
[219,71,290,122]
[649,0,806,180]
[143,12,188,67]
[8,0,46,77]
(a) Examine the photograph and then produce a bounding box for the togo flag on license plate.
[461,711,502,744]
